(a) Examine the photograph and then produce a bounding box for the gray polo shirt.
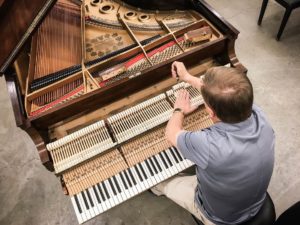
[177,105,275,225]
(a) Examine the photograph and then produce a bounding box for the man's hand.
[174,89,198,115]
[171,61,204,90]
[171,61,192,82]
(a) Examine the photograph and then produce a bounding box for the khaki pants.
[151,174,215,225]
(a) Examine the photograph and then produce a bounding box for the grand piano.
[0,0,246,223]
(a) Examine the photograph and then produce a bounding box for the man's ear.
[204,103,213,117]
[205,103,218,121]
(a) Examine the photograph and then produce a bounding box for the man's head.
[201,66,253,123]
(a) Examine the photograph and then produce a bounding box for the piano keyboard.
[70,147,194,224]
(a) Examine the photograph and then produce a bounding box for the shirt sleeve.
[176,130,210,169]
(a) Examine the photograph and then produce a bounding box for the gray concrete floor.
[1,0,300,224]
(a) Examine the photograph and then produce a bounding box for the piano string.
[26,0,221,118]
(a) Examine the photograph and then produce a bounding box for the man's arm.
[165,110,185,147]
[165,89,197,147]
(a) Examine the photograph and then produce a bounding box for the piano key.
[110,176,126,202]
[170,147,179,164]
[123,170,133,187]
[153,154,172,178]
[101,182,110,200]
[140,161,156,186]
[129,166,147,191]
[159,152,169,168]
[103,179,120,205]
[148,157,158,174]
[74,195,82,213]
[145,158,163,183]
[125,169,140,194]
[114,174,132,199]
[153,155,162,172]
[165,149,182,172]
[97,183,106,202]
[92,185,101,204]
[149,156,165,181]
[112,176,122,193]
[122,170,138,195]
[77,193,90,221]
[81,191,90,210]
[87,187,102,215]
[173,147,184,161]
[136,164,152,189]
[101,182,115,208]
[84,190,96,218]
[144,159,154,176]
[95,184,109,211]
[138,163,147,179]
[128,168,137,186]
[162,150,178,174]
[108,178,117,196]
[171,147,190,169]
[86,189,94,207]
[172,147,190,168]
[162,150,172,167]
[120,171,136,197]
[71,196,83,224]
[134,165,143,182]
[119,172,128,190]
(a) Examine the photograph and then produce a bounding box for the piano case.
[0,0,246,223]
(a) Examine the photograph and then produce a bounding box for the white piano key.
[77,193,90,222]
[100,182,114,209]
[114,174,132,199]
[87,187,102,215]
[103,180,120,206]
[71,196,83,224]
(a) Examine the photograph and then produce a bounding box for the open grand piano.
[0,0,246,223]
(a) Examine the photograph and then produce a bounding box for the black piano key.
[159,152,169,168]
[152,156,162,172]
[170,148,179,163]
[145,159,154,176]
[128,169,137,185]
[134,165,143,182]
[171,147,182,163]
[81,191,90,210]
[120,172,129,189]
[123,170,133,187]
[97,183,106,201]
[112,176,122,193]
[86,189,94,207]
[173,147,184,161]
[92,186,101,203]
[138,163,148,179]
[74,195,82,214]
[149,157,158,174]
[163,150,173,166]
[108,178,117,196]
[102,182,110,199]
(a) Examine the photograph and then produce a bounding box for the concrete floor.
[1,0,300,224]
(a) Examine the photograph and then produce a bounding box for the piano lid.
[0,0,57,75]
